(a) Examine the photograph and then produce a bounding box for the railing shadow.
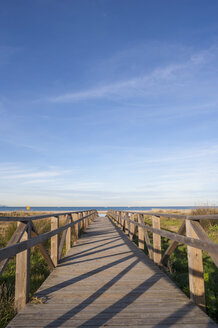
[59,251,132,266]
[35,253,135,298]
[61,236,122,262]
[43,257,140,327]
[71,235,120,248]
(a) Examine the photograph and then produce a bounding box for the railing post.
[72,213,79,241]
[66,214,72,252]
[129,213,135,241]
[125,212,130,235]
[51,216,59,266]
[116,211,119,226]
[79,212,83,231]
[88,210,91,225]
[118,211,121,228]
[186,219,205,311]
[138,214,144,250]
[121,212,125,232]
[15,222,30,312]
[85,211,88,229]
[152,216,162,264]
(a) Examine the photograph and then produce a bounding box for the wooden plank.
[161,221,186,265]
[72,213,79,241]
[152,216,162,264]
[108,210,187,220]
[84,211,87,230]
[186,220,206,311]
[138,214,144,250]
[14,222,30,312]
[51,217,59,266]
[0,210,96,222]
[121,212,125,232]
[187,214,218,221]
[125,213,129,235]
[66,215,72,252]
[129,214,135,241]
[108,210,218,221]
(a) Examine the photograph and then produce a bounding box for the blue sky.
[1,0,218,206]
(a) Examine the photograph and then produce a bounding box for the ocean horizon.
[0,205,211,212]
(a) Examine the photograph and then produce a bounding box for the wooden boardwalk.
[8,216,217,328]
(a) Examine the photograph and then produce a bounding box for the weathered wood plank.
[0,210,96,222]
[66,214,72,252]
[138,214,144,250]
[186,220,206,311]
[51,217,59,266]
[14,222,30,312]
[129,213,135,241]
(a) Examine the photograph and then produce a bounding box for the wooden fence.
[107,210,218,311]
[0,209,97,312]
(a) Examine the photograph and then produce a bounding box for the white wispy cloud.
[0,164,71,180]
[48,45,217,103]
[49,63,185,103]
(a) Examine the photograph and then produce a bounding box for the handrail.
[0,210,95,221]
[107,209,218,312]
[108,211,218,254]
[115,210,218,220]
[0,209,98,312]
[0,212,94,261]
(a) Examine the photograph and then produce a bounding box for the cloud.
[49,63,185,103]
[48,45,218,103]
[0,164,71,180]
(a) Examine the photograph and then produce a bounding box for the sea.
[0,206,198,212]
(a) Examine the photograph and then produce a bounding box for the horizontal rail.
[118,210,218,220]
[0,212,95,262]
[108,211,218,254]
[127,217,218,254]
[0,210,94,221]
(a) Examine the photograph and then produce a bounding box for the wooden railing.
[0,209,98,311]
[107,210,218,311]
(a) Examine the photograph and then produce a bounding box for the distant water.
[0,206,198,212]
